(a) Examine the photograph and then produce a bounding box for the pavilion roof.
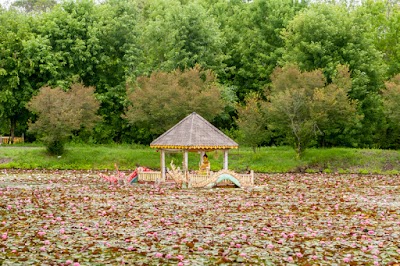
[150,112,238,150]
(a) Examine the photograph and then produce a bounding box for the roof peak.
[150,112,238,150]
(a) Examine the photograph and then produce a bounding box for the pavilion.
[138,112,254,188]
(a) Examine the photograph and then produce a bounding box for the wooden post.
[161,149,165,182]
[223,150,229,170]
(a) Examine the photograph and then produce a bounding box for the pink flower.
[235,244,241,248]
[40,246,46,252]
[296,252,303,258]
[73,263,80,266]
[177,254,184,261]
[312,255,318,260]
[65,260,73,265]
[155,253,163,258]
[60,228,65,234]
[38,231,46,236]
[267,244,274,249]
[343,257,351,263]
[286,256,293,262]
[6,205,12,210]
[368,230,375,235]
[1,233,7,240]
[165,254,173,259]
[239,253,247,257]
[44,240,51,245]
[198,247,204,251]
[177,263,184,266]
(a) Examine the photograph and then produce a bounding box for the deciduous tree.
[0,9,57,142]
[236,92,269,152]
[281,3,386,146]
[267,65,360,158]
[125,66,225,138]
[27,84,100,155]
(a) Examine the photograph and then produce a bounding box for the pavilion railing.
[137,171,163,182]
[137,169,254,188]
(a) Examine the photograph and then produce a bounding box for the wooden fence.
[0,136,24,145]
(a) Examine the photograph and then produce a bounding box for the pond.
[1,170,399,265]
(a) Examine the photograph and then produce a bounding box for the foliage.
[137,0,226,75]
[125,66,225,138]
[355,0,400,76]
[381,74,400,148]
[12,0,57,12]
[281,3,387,146]
[236,92,269,152]
[267,65,360,158]
[35,0,140,143]
[221,0,307,99]
[0,170,399,264]
[0,8,56,142]
[2,0,400,149]
[27,84,101,155]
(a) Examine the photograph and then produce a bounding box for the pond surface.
[1,170,399,265]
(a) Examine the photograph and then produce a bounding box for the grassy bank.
[1,143,400,174]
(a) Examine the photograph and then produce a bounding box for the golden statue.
[199,154,210,174]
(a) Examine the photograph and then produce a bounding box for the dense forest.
[2,0,400,155]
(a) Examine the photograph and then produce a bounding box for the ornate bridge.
[188,170,254,188]
[137,168,254,188]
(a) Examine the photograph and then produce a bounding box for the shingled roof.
[150,112,238,150]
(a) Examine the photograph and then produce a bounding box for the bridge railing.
[137,171,163,182]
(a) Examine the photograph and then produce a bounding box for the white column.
[200,151,205,165]
[161,149,165,182]
[223,150,228,170]
[183,150,189,172]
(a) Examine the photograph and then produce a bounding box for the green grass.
[1,143,400,174]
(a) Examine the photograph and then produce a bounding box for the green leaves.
[137,0,226,75]
[125,66,225,136]
[27,84,101,155]
[266,65,360,157]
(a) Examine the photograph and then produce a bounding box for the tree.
[267,65,359,158]
[35,0,141,143]
[27,84,100,155]
[0,9,57,143]
[236,92,269,152]
[12,0,57,12]
[137,0,226,75]
[355,0,400,76]
[382,74,400,148]
[217,0,307,100]
[125,66,225,139]
[281,3,386,146]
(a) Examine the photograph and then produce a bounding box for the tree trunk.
[9,116,17,144]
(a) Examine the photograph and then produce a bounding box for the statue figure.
[199,153,210,174]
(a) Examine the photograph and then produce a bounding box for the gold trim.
[150,145,238,150]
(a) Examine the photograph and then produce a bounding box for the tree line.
[1,0,400,156]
